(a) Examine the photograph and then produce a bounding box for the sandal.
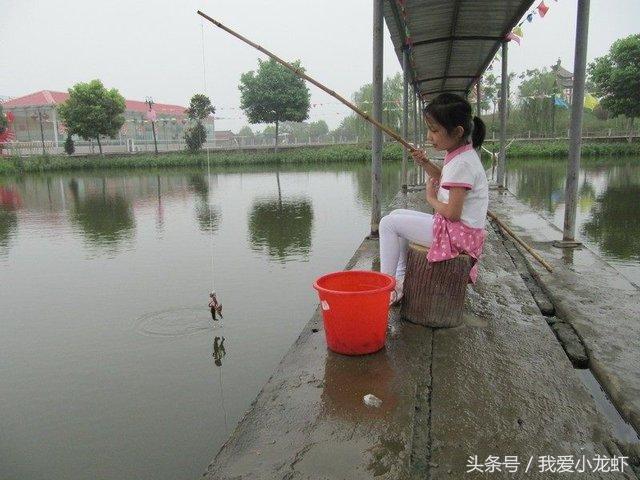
[389,276,404,306]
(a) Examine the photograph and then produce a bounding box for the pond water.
[1,156,638,479]
[0,162,403,480]
[504,156,640,286]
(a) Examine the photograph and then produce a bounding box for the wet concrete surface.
[203,187,636,479]
[204,238,433,479]
[489,189,640,437]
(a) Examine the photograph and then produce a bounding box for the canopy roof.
[383,0,535,102]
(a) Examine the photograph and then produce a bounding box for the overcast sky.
[1,1,638,132]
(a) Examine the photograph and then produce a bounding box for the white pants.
[379,209,434,278]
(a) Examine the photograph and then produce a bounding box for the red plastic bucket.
[313,270,395,355]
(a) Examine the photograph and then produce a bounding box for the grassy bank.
[482,140,640,159]
[0,144,404,176]
[3,140,638,176]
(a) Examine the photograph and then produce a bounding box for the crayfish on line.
[208,291,223,321]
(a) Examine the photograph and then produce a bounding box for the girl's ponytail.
[471,116,486,149]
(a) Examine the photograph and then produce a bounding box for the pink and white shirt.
[426,144,489,283]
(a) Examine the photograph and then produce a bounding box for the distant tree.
[0,105,7,135]
[331,72,412,142]
[239,58,310,151]
[0,105,8,154]
[589,34,640,134]
[237,125,254,137]
[184,93,215,153]
[64,135,75,155]
[186,94,215,121]
[279,121,308,141]
[262,125,276,137]
[184,122,207,153]
[309,120,329,138]
[517,68,558,134]
[57,80,126,155]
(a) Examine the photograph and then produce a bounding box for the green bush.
[184,122,207,153]
[482,140,640,159]
[64,136,75,155]
[0,143,406,176]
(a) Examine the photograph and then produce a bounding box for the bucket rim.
[313,270,396,296]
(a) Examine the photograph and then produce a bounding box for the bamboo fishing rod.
[197,10,554,273]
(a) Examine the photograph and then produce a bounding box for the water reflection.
[353,164,403,212]
[188,174,221,233]
[0,207,18,254]
[212,336,226,367]
[211,335,229,433]
[508,161,566,214]
[582,174,640,260]
[248,196,314,262]
[69,178,135,251]
[507,158,640,268]
[0,184,20,255]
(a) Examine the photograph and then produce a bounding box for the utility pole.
[145,97,158,155]
[36,107,46,155]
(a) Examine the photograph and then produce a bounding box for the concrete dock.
[204,187,639,479]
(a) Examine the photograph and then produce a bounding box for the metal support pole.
[402,48,409,191]
[476,79,481,118]
[496,41,508,187]
[420,98,426,146]
[412,86,422,145]
[561,0,590,244]
[370,0,383,236]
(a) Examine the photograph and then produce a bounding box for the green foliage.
[64,135,75,155]
[237,125,254,137]
[184,122,207,153]
[309,120,329,137]
[184,94,214,153]
[0,144,403,175]
[517,68,558,134]
[333,73,408,141]
[239,58,310,126]
[0,105,7,134]
[186,94,215,121]
[260,120,330,141]
[589,34,640,120]
[56,80,126,154]
[482,140,640,159]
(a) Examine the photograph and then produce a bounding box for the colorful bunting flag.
[584,93,599,110]
[505,31,521,44]
[513,26,524,38]
[554,97,569,108]
[537,1,549,17]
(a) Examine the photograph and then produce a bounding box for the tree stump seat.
[400,243,472,328]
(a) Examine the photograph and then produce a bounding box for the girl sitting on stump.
[380,93,489,304]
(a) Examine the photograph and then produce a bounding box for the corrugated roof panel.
[383,0,535,101]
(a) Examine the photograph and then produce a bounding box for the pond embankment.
[203,185,639,479]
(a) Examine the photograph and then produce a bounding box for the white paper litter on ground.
[363,393,382,408]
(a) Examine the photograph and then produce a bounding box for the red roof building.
[2,90,187,116]
[1,90,212,148]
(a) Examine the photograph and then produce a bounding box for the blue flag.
[554,97,569,108]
